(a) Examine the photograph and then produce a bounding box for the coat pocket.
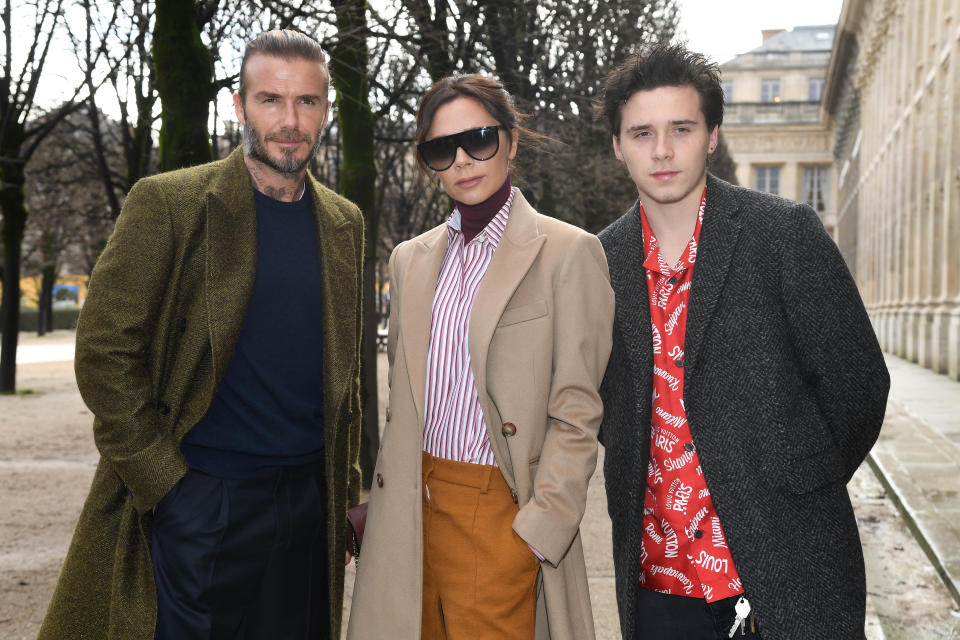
[497,300,548,327]
[784,444,845,493]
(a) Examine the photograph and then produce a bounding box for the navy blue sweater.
[182,188,326,477]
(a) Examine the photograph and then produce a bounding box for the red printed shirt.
[638,190,744,602]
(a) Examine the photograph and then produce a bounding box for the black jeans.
[634,587,763,639]
[152,462,330,640]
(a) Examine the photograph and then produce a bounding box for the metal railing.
[724,101,822,124]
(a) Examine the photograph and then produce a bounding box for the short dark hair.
[238,30,328,101]
[415,74,540,176]
[598,43,724,137]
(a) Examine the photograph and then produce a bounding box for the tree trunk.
[0,160,27,392]
[37,264,55,336]
[153,0,213,171]
[330,0,379,489]
[127,105,154,188]
[407,0,454,82]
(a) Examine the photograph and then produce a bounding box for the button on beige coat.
[347,189,614,640]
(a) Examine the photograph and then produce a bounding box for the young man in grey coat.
[596,43,889,640]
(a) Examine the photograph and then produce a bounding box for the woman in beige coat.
[347,74,614,640]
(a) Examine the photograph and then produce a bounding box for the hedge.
[2,308,82,333]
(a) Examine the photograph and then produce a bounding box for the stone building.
[822,0,960,379]
[720,25,837,233]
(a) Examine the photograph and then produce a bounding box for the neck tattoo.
[245,157,306,202]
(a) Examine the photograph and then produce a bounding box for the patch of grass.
[1,388,44,396]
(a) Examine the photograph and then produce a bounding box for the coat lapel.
[606,199,654,420]
[469,190,546,472]
[307,173,360,424]
[400,224,449,427]
[205,148,258,385]
[684,174,744,376]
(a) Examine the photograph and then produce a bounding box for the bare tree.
[22,108,119,333]
[153,0,214,170]
[326,0,381,488]
[0,0,85,392]
[73,0,159,214]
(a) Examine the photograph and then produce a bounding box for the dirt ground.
[2,330,959,639]
[1,333,96,639]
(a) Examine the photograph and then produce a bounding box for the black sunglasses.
[417,125,502,171]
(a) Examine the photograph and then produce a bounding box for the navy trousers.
[634,587,763,639]
[151,462,330,640]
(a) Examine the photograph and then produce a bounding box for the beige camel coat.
[347,189,614,640]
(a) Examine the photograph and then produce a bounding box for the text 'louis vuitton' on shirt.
[638,188,744,602]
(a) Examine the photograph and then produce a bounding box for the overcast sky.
[676,0,844,63]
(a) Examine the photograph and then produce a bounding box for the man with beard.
[38,30,364,640]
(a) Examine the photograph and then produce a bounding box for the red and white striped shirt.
[421,190,514,465]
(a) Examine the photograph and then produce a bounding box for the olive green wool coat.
[38,147,364,640]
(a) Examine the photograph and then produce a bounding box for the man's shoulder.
[133,155,234,197]
[707,174,809,230]
[307,177,365,229]
[597,198,640,256]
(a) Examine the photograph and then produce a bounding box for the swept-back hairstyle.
[415,74,541,175]
[238,30,328,101]
[597,43,724,137]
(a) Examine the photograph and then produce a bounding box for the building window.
[756,52,788,64]
[802,166,830,213]
[755,166,781,195]
[808,77,825,102]
[722,81,733,103]
[761,79,780,103]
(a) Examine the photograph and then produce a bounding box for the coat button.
[376,473,383,488]
[510,489,518,504]
[157,400,170,415]
[386,408,392,422]
[502,422,517,436]
[694,529,704,539]
[684,443,694,452]
[346,410,354,423]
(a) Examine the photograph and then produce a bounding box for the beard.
[242,119,323,175]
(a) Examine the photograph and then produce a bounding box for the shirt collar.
[447,188,515,246]
[639,188,707,276]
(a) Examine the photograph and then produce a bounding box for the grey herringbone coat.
[598,174,889,640]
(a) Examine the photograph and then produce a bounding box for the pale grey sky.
[676,0,844,63]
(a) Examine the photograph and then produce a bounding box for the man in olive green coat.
[39,30,363,640]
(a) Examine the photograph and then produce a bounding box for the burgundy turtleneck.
[455,175,512,243]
